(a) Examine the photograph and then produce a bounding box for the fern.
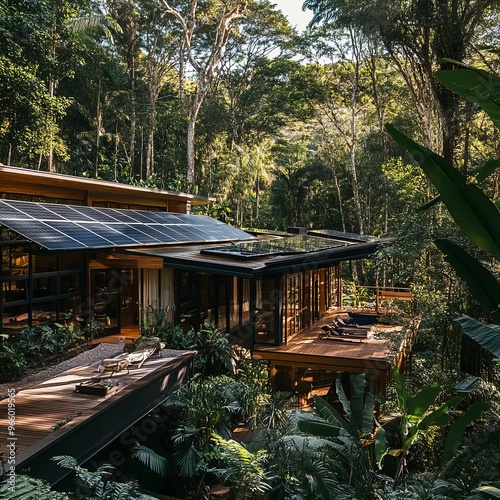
[52,455,156,499]
[0,474,69,499]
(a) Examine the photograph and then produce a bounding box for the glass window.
[217,276,228,331]
[2,247,29,276]
[229,277,238,330]
[2,278,28,303]
[61,272,81,294]
[33,274,57,298]
[254,277,276,344]
[32,300,58,324]
[32,254,57,273]
[2,304,29,333]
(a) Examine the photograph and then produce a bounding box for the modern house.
[1,165,400,398]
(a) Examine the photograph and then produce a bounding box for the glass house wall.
[175,264,341,346]
[1,229,85,336]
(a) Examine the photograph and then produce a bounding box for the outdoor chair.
[97,355,132,375]
[97,336,165,375]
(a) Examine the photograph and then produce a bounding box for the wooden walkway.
[0,347,195,485]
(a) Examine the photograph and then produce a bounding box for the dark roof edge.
[263,240,387,273]
[0,165,215,204]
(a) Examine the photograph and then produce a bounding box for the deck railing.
[342,284,413,312]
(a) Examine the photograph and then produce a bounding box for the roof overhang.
[128,235,390,277]
[0,165,214,207]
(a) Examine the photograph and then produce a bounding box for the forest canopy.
[0,0,498,235]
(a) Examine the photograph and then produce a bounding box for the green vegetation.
[0,316,102,380]
[1,0,500,498]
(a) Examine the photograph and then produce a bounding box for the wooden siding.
[0,165,212,212]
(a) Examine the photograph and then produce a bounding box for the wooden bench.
[376,290,413,301]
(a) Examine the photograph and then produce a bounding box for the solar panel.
[201,235,349,259]
[0,199,254,251]
[4,220,87,249]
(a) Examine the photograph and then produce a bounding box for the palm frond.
[132,443,168,477]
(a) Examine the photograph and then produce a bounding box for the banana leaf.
[443,401,489,461]
[417,158,500,212]
[391,365,408,411]
[435,239,500,323]
[349,373,366,433]
[436,65,500,129]
[385,124,500,260]
[296,419,342,438]
[405,383,441,424]
[476,158,500,183]
[310,394,352,435]
[454,316,500,358]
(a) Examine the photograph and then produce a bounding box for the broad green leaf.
[435,239,500,323]
[406,383,441,423]
[472,485,500,498]
[362,393,376,431]
[418,396,463,431]
[417,159,500,212]
[417,194,441,212]
[391,366,408,412]
[374,426,387,467]
[385,124,500,259]
[297,419,341,438]
[311,394,352,435]
[454,316,500,357]
[436,67,500,129]
[403,430,421,450]
[476,159,500,183]
[350,373,366,433]
[336,378,351,416]
[443,402,489,461]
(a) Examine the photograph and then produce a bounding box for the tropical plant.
[297,373,385,496]
[160,376,243,478]
[139,302,175,339]
[210,433,271,498]
[131,443,168,477]
[0,473,69,499]
[0,337,27,378]
[267,425,361,499]
[53,455,156,499]
[165,320,237,377]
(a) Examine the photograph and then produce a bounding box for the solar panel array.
[0,199,254,251]
[201,235,349,259]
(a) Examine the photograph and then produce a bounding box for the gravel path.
[0,343,124,400]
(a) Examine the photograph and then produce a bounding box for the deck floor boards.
[0,348,189,458]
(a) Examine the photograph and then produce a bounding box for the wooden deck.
[0,347,195,485]
[252,310,407,396]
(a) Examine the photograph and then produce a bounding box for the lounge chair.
[97,354,132,375]
[97,336,165,374]
[319,322,369,339]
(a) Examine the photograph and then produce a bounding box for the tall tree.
[108,0,140,178]
[303,0,500,164]
[160,0,248,186]
[137,0,178,177]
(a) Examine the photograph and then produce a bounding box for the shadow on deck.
[0,346,195,486]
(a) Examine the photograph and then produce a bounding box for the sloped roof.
[0,199,254,251]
